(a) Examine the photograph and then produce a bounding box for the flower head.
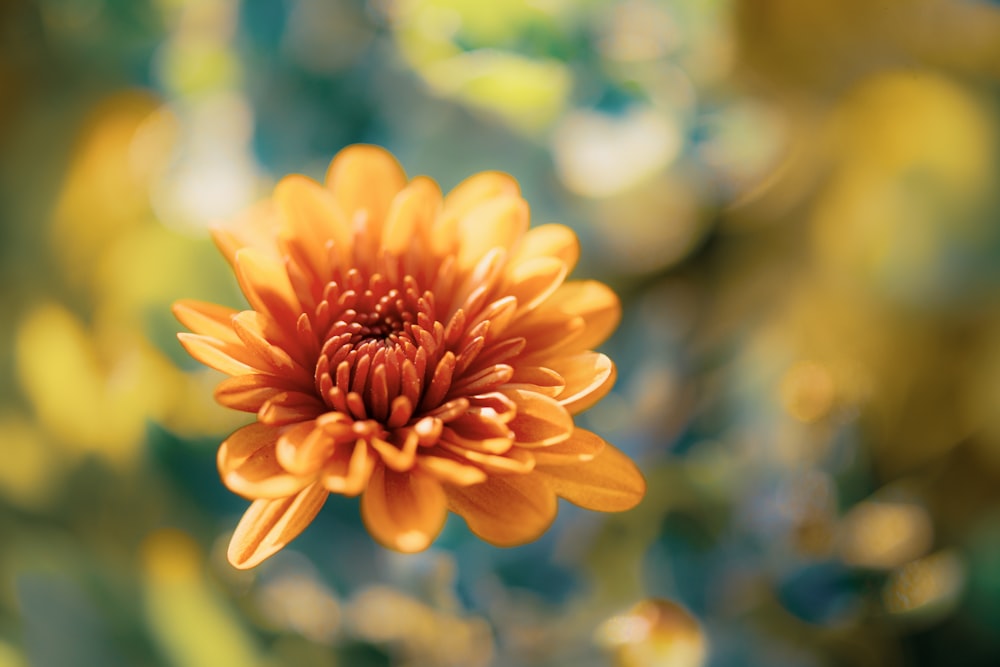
[175,145,645,568]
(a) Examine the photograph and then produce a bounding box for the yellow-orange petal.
[534,443,645,512]
[370,430,420,472]
[547,280,621,351]
[507,365,565,397]
[217,422,309,500]
[530,428,606,466]
[177,333,257,376]
[227,482,329,569]
[233,248,302,328]
[509,223,580,273]
[231,310,304,376]
[438,441,535,474]
[274,173,353,270]
[503,388,574,448]
[211,199,281,266]
[275,420,337,476]
[222,444,313,500]
[381,176,442,255]
[506,256,568,314]
[214,374,293,412]
[361,464,447,553]
[443,171,521,220]
[445,474,557,547]
[218,422,284,467]
[324,144,407,232]
[416,454,488,486]
[257,391,326,426]
[456,195,530,269]
[322,440,376,497]
[547,352,617,414]
[172,299,239,343]
[514,281,620,358]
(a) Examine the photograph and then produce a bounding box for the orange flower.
[174,145,645,568]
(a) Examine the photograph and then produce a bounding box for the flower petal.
[442,171,520,220]
[381,176,442,255]
[257,391,326,426]
[214,374,295,412]
[510,223,580,273]
[503,388,574,448]
[513,281,620,357]
[530,428,606,466]
[177,333,257,376]
[456,195,529,269]
[274,173,353,270]
[275,420,337,476]
[173,299,239,343]
[325,144,407,232]
[218,421,312,501]
[438,441,535,474]
[231,310,306,376]
[227,482,328,569]
[547,352,617,414]
[211,199,281,266]
[361,464,447,553]
[321,440,376,497]
[545,281,621,352]
[445,474,557,547]
[222,445,312,500]
[233,247,302,327]
[506,256,568,314]
[218,422,283,467]
[534,443,645,512]
[417,454,488,486]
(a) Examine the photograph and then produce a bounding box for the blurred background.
[3,0,1000,665]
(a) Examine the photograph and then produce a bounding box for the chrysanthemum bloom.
[174,145,645,568]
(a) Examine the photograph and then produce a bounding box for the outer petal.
[505,256,568,314]
[547,352,617,414]
[275,420,337,476]
[172,299,239,343]
[416,453,488,486]
[509,223,580,273]
[214,374,296,412]
[381,176,442,255]
[456,195,530,269]
[233,248,302,328]
[177,333,257,376]
[211,199,281,266]
[503,388,574,448]
[227,482,329,569]
[530,428,606,466]
[534,443,645,512]
[445,474,557,547]
[218,422,312,499]
[545,281,621,352]
[274,174,354,270]
[361,464,448,553]
[442,171,521,220]
[513,280,620,357]
[324,144,407,233]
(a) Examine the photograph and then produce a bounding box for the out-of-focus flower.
[175,145,645,568]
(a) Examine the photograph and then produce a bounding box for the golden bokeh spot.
[596,598,707,667]
[255,572,341,644]
[780,360,836,423]
[839,500,934,569]
[141,528,203,584]
[883,550,965,617]
[0,415,60,509]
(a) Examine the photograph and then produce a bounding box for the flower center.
[313,268,454,426]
